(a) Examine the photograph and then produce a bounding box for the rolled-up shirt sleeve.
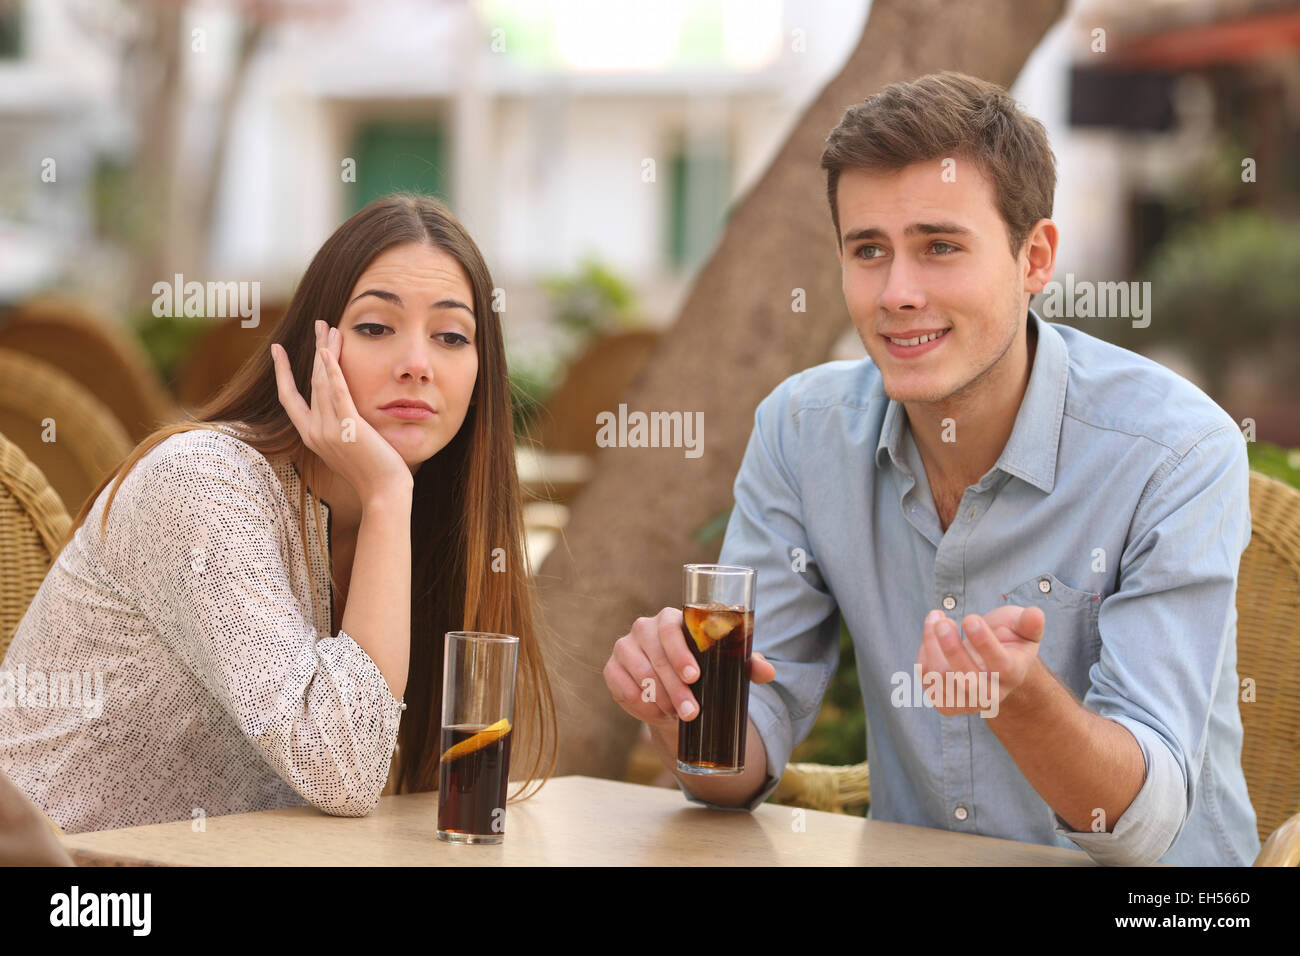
[678,374,842,812]
[1054,423,1251,865]
[127,433,403,817]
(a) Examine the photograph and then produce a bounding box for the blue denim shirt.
[685,307,1260,867]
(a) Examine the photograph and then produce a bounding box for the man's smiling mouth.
[883,328,951,347]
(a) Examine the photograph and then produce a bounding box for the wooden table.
[61,775,1096,866]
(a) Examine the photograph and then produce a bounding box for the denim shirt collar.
[874,307,1067,494]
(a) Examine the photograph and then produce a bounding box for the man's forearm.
[986,658,1146,832]
[649,717,770,808]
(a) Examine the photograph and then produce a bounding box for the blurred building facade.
[1,0,1296,436]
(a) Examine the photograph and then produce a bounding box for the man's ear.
[1022,218,1058,295]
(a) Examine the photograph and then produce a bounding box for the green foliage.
[1247,441,1300,490]
[513,259,640,437]
[509,359,556,439]
[505,259,641,437]
[1139,212,1300,390]
[540,258,638,339]
[128,306,208,390]
[1161,134,1256,222]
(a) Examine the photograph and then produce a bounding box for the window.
[0,1,23,59]
[665,135,731,272]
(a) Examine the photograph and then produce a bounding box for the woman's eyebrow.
[348,289,475,324]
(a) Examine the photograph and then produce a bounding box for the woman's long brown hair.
[55,193,557,799]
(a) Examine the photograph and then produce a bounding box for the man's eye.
[931,241,958,254]
[855,245,884,259]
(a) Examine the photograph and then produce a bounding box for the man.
[604,71,1259,866]
[0,768,73,866]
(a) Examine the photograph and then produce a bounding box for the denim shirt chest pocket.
[1004,571,1101,696]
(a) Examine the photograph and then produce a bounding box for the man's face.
[335,241,479,471]
[835,159,1028,406]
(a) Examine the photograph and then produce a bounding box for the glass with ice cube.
[677,564,756,774]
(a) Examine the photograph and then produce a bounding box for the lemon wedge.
[440,718,512,763]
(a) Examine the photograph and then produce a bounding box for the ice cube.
[701,610,740,641]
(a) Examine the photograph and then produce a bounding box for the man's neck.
[905,316,1037,492]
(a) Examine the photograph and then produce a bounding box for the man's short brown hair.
[821,71,1056,258]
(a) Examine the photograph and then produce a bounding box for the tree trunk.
[126,2,184,301]
[537,0,1070,779]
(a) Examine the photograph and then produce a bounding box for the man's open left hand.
[915,605,1046,717]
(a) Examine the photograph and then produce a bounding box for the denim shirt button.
[942,595,956,610]
[954,805,969,821]
[1038,578,1052,594]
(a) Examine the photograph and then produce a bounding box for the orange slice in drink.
[440,718,512,763]
[684,607,741,653]
[684,611,710,652]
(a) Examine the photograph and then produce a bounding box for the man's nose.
[878,257,927,313]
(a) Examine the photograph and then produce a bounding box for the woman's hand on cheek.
[271,321,413,507]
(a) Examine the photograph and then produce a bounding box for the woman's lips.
[381,405,435,420]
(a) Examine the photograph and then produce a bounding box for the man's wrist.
[992,656,1052,720]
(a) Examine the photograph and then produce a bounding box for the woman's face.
[334,241,479,471]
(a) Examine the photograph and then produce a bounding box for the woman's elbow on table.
[310,786,385,819]
[255,728,394,819]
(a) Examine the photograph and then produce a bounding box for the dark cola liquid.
[437,724,512,838]
[677,604,753,773]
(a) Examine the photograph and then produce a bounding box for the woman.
[0,194,557,834]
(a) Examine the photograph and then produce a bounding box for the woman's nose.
[397,338,433,383]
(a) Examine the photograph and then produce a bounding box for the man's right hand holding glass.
[604,607,776,807]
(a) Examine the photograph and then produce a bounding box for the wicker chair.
[1239,471,1300,866]
[0,431,73,838]
[534,330,661,455]
[773,470,1300,867]
[173,305,283,412]
[0,298,178,444]
[0,430,72,662]
[0,349,133,519]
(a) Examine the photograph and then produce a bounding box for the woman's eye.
[352,324,470,347]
